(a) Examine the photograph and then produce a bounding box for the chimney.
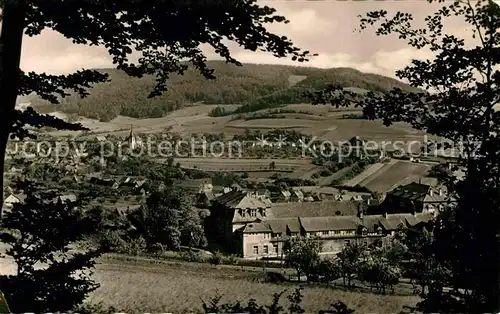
[357,204,363,219]
[438,188,443,196]
[429,189,433,196]
[382,212,387,218]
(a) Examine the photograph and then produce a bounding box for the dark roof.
[241,222,272,233]
[270,201,358,219]
[387,182,448,203]
[266,218,301,234]
[378,213,433,231]
[388,182,430,201]
[237,212,434,235]
[214,190,270,209]
[361,215,384,233]
[300,216,360,232]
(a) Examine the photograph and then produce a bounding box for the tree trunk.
[0,0,26,222]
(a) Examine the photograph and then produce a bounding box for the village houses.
[379,182,451,215]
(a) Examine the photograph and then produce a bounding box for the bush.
[124,237,147,256]
[209,252,223,265]
[99,230,128,252]
[320,169,332,177]
[147,242,166,256]
[70,302,119,314]
[180,250,209,263]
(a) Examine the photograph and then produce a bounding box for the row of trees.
[283,238,403,294]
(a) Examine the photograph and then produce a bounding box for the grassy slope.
[90,256,419,313]
[27,61,420,121]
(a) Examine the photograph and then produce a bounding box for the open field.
[46,103,432,144]
[353,160,432,192]
[344,162,391,187]
[171,157,318,174]
[89,258,419,313]
[0,240,418,314]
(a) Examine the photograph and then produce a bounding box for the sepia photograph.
[0,0,499,313]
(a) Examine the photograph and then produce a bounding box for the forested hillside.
[26,61,420,121]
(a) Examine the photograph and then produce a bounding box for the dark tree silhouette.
[0,0,316,217]
[0,180,104,313]
[201,287,355,314]
[309,0,500,312]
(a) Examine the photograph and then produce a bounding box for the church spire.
[128,124,136,149]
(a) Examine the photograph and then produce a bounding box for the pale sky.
[17,1,474,79]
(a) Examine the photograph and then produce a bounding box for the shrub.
[70,302,119,314]
[180,250,209,263]
[99,230,128,253]
[209,252,223,265]
[124,237,147,256]
[147,242,166,256]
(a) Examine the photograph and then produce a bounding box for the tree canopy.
[0,0,314,213]
[25,62,419,122]
[309,0,500,312]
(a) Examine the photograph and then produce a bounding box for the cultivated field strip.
[359,161,431,193]
[170,157,313,173]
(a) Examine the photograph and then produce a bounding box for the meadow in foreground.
[89,259,419,313]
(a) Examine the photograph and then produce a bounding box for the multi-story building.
[204,189,272,251]
[380,182,451,214]
[233,211,433,258]
[205,187,434,258]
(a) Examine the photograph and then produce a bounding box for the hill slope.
[27,61,419,122]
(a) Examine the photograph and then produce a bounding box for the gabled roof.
[241,222,272,233]
[293,190,304,198]
[4,194,20,203]
[281,190,291,198]
[388,182,431,201]
[379,214,407,230]
[388,182,448,203]
[235,212,435,235]
[361,215,384,233]
[57,194,77,202]
[376,213,433,231]
[266,218,301,234]
[214,190,270,209]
